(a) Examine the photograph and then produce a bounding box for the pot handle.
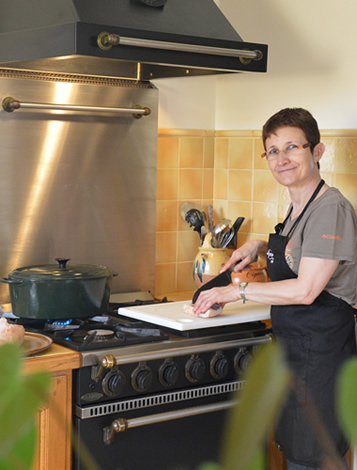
[56,258,70,269]
[0,277,23,284]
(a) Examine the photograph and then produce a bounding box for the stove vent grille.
[76,380,244,419]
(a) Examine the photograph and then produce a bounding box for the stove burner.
[45,319,82,331]
[89,316,110,323]
[116,325,163,337]
[39,315,170,351]
[87,329,115,342]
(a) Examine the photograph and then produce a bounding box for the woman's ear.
[313,142,325,164]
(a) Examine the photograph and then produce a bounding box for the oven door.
[73,381,242,470]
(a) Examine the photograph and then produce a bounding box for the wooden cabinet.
[24,344,82,470]
[267,435,287,470]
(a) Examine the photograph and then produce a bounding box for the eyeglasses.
[261,143,311,161]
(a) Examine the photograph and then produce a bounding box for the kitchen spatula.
[192,266,235,304]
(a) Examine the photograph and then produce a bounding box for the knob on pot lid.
[9,258,113,280]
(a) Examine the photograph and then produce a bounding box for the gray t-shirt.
[281,187,357,305]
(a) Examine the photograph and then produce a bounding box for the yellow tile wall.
[155,129,357,296]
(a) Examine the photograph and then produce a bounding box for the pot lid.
[9,258,113,280]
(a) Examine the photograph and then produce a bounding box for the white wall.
[153,0,219,130]
[153,74,217,130]
[154,0,357,130]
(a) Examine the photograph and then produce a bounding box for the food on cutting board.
[0,317,25,345]
[183,303,222,318]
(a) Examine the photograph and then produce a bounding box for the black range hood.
[0,0,268,79]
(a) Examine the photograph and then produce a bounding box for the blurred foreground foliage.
[2,338,357,470]
[200,340,357,470]
[0,343,51,470]
[337,357,357,443]
[221,341,290,470]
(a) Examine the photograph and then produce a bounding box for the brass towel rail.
[2,96,151,118]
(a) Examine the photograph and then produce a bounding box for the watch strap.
[239,282,248,304]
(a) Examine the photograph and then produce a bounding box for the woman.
[193,108,357,469]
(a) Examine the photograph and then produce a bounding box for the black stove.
[5,293,272,470]
[69,301,272,470]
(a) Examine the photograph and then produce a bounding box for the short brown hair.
[262,108,320,152]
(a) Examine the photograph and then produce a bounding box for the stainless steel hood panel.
[0,70,158,304]
[0,0,268,78]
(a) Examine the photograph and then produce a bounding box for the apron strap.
[274,179,325,236]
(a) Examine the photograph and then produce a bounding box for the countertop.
[24,342,82,374]
[164,291,194,302]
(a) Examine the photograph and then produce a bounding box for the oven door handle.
[103,399,237,445]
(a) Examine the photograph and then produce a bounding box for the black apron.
[267,180,356,466]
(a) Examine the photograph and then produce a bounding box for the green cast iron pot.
[0,258,117,320]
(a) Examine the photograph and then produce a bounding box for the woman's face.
[265,126,324,188]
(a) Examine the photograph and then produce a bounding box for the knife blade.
[208,204,214,233]
[192,266,235,304]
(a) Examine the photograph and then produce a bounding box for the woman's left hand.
[192,284,241,315]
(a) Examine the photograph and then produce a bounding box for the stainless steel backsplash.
[0,69,158,305]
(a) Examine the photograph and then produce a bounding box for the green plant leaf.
[197,462,221,470]
[0,344,22,416]
[245,449,265,470]
[337,357,357,443]
[0,371,50,456]
[0,343,51,464]
[0,423,37,470]
[0,343,22,378]
[220,341,290,470]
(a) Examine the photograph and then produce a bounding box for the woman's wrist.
[232,278,249,303]
[239,282,249,304]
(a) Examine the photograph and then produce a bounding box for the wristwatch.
[239,282,248,304]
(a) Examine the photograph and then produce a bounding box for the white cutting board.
[118,301,271,331]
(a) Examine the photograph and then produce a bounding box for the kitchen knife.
[232,216,245,234]
[192,266,235,304]
[230,216,245,248]
[208,204,214,232]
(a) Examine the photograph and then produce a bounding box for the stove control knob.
[210,352,229,380]
[102,368,126,398]
[234,348,252,374]
[159,359,179,387]
[131,363,153,392]
[185,355,205,383]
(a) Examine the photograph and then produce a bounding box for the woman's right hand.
[192,284,241,315]
[220,239,268,273]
